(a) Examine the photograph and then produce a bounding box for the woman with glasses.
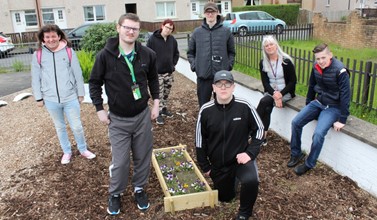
[147,19,179,125]
[256,35,297,146]
[196,70,264,220]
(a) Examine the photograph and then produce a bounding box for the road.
[0,71,31,98]
[0,30,304,98]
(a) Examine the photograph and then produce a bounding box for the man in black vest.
[287,43,351,175]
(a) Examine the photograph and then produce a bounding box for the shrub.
[12,61,24,72]
[233,4,300,25]
[0,67,8,73]
[80,22,118,55]
[77,50,95,83]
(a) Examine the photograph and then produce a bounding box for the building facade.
[1,0,232,33]
[302,0,377,12]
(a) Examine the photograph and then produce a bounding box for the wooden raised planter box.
[151,144,218,214]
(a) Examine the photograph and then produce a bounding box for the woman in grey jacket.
[31,24,95,164]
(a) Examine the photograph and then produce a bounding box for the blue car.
[223,11,286,36]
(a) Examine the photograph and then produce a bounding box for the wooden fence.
[235,37,377,110]
[5,28,74,44]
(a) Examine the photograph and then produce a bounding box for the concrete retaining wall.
[176,57,377,198]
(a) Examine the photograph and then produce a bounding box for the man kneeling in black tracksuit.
[195,70,264,220]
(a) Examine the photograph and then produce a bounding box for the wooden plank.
[163,190,218,213]
[152,144,219,213]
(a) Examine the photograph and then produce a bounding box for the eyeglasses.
[164,25,173,31]
[120,25,140,32]
[214,82,233,88]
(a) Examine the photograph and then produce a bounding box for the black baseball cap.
[213,70,234,83]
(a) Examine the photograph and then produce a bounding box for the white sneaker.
[81,150,96,159]
[61,153,72,164]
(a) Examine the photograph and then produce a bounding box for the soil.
[0,73,377,220]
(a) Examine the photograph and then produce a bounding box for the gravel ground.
[0,72,377,219]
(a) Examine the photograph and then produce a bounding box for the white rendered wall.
[176,58,377,198]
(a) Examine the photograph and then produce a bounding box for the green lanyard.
[119,46,136,83]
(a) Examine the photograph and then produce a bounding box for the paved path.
[0,71,31,98]
[0,34,190,99]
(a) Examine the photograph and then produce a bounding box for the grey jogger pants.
[108,107,153,195]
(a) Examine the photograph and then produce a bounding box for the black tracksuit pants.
[210,160,259,218]
[196,78,214,107]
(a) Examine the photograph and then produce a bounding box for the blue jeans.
[290,100,340,168]
[44,99,87,154]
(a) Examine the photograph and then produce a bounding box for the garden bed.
[151,144,218,214]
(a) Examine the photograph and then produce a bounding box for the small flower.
[180,161,194,171]
[155,151,166,161]
[155,148,207,195]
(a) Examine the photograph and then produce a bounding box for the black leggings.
[256,95,274,131]
[210,160,259,218]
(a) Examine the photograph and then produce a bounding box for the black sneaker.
[161,108,173,118]
[134,189,150,211]
[107,194,121,215]
[294,163,311,176]
[287,153,305,167]
[261,138,268,146]
[156,115,164,125]
[236,214,249,220]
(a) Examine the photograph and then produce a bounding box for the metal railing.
[0,43,35,73]
[234,38,377,110]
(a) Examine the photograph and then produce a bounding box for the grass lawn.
[234,39,377,125]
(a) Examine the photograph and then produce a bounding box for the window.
[58,10,63,19]
[42,9,55,24]
[15,13,21,22]
[224,2,229,10]
[257,12,272,20]
[326,0,330,6]
[191,3,197,12]
[156,2,176,18]
[84,5,105,22]
[25,10,37,26]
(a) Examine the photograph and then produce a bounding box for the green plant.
[77,50,95,83]
[233,4,300,25]
[0,67,8,73]
[12,61,24,72]
[155,149,206,196]
[80,22,118,54]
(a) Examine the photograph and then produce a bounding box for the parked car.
[0,32,15,58]
[66,23,99,50]
[223,11,286,36]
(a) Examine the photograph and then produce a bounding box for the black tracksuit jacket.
[195,96,264,173]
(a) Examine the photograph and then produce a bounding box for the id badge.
[131,84,142,100]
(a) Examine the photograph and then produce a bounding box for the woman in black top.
[256,35,297,145]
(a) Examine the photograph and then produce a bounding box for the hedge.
[232,4,300,25]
